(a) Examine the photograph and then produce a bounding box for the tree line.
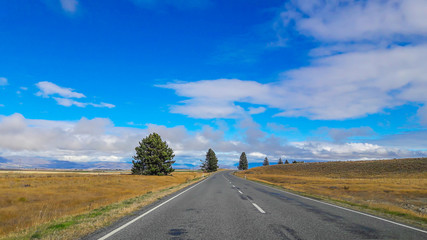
[131,132,301,175]
[131,133,219,175]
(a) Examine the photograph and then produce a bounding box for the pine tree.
[201,148,218,172]
[238,152,248,170]
[263,157,269,166]
[131,132,175,175]
[285,159,289,164]
[278,158,283,164]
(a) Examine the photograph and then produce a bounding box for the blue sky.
[1,0,427,169]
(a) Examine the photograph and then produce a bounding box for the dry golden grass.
[236,158,427,226]
[0,170,204,237]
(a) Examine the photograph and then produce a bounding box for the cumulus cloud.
[161,45,427,121]
[159,79,266,118]
[35,81,115,108]
[0,77,7,86]
[0,113,141,162]
[0,113,424,168]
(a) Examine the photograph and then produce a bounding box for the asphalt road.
[85,171,427,240]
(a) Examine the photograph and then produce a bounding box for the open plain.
[0,170,204,238]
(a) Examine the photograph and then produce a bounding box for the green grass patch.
[47,220,76,231]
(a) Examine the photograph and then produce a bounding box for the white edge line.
[252,203,266,214]
[98,178,207,240]
[244,177,427,234]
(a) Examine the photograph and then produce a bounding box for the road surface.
[85,171,427,240]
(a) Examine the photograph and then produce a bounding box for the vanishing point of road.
[85,171,427,240]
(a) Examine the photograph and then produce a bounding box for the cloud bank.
[0,114,425,169]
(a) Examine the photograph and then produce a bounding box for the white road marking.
[246,178,427,234]
[98,178,207,240]
[252,203,266,214]
[226,172,266,214]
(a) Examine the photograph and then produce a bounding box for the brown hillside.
[243,158,427,178]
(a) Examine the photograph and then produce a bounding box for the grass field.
[235,158,427,227]
[0,170,205,238]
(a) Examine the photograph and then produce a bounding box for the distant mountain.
[0,156,132,170]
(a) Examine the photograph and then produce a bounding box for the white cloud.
[53,97,87,107]
[248,106,266,115]
[36,81,85,98]
[35,81,115,108]
[60,0,79,13]
[93,102,116,108]
[248,152,267,158]
[0,113,424,168]
[162,45,427,121]
[160,79,266,102]
[0,77,7,86]
[170,100,244,119]
[279,0,427,42]
[0,113,141,162]
[159,79,269,119]
[53,98,116,108]
[290,141,420,161]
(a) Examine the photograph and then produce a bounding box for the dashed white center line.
[224,173,265,214]
[252,203,266,214]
